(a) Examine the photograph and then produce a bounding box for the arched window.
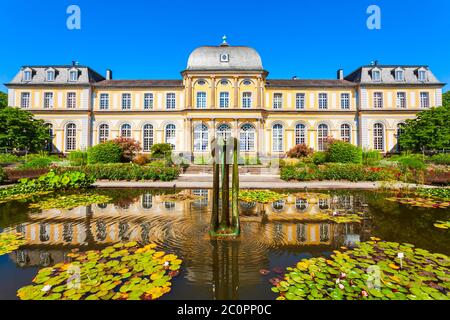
[272,124,283,152]
[99,124,109,143]
[45,123,53,152]
[317,124,329,151]
[142,194,152,209]
[295,123,306,145]
[143,124,154,152]
[217,123,232,140]
[373,123,385,151]
[296,198,308,212]
[65,123,77,151]
[120,124,132,138]
[165,124,176,149]
[340,124,351,143]
[240,124,255,152]
[396,123,405,152]
[194,124,209,152]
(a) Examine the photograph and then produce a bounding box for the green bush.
[312,152,327,165]
[327,141,362,164]
[286,144,314,158]
[0,153,21,164]
[19,157,53,169]
[429,153,450,165]
[55,163,180,182]
[390,154,426,172]
[0,167,6,183]
[87,142,122,164]
[362,150,383,166]
[68,151,88,166]
[150,143,173,159]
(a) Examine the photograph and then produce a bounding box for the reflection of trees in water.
[39,223,50,242]
[63,223,73,243]
[96,220,107,241]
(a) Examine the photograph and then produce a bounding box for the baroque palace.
[5,38,445,158]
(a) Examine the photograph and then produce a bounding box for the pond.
[0,188,449,300]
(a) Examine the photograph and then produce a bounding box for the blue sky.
[1,0,449,92]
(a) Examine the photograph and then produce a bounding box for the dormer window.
[69,70,78,82]
[46,70,55,82]
[395,69,404,81]
[418,69,427,82]
[23,70,32,81]
[372,69,381,82]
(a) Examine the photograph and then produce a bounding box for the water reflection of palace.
[5,190,371,269]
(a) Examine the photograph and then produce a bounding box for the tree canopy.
[0,91,7,109]
[0,107,51,153]
[398,91,450,152]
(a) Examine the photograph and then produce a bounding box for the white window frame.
[99,93,109,110]
[295,123,306,145]
[217,123,232,140]
[69,70,78,82]
[317,124,329,151]
[21,92,31,108]
[395,69,404,82]
[194,124,209,152]
[273,93,283,109]
[46,70,55,82]
[121,93,131,110]
[396,92,407,109]
[242,92,252,109]
[67,92,76,109]
[318,93,328,109]
[420,92,430,108]
[165,124,176,149]
[65,123,77,152]
[144,93,154,110]
[296,93,305,110]
[340,124,351,143]
[240,124,255,152]
[340,93,350,109]
[143,124,154,152]
[196,91,207,109]
[372,70,381,82]
[44,92,54,109]
[418,70,427,82]
[120,123,132,138]
[23,70,32,82]
[373,123,385,151]
[99,124,109,143]
[219,92,229,108]
[373,92,384,108]
[272,124,284,152]
[166,93,176,110]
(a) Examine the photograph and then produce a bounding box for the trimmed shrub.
[87,142,122,164]
[312,152,327,165]
[429,153,450,165]
[286,144,314,159]
[150,143,173,159]
[327,141,362,164]
[68,151,88,166]
[133,154,150,165]
[111,137,142,162]
[55,163,180,182]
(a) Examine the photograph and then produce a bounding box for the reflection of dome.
[186,43,263,71]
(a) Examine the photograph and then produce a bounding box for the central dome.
[186,44,263,71]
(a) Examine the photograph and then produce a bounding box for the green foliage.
[443,91,450,107]
[415,188,450,201]
[286,144,314,158]
[398,105,450,152]
[55,163,180,182]
[68,151,88,166]
[19,157,53,169]
[429,153,450,165]
[327,141,362,164]
[312,152,327,165]
[88,142,122,164]
[239,155,261,166]
[0,91,7,109]
[238,190,287,204]
[0,167,6,183]
[194,154,211,165]
[362,150,383,166]
[150,143,173,159]
[389,154,426,171]
[0,107,51,152]
[112,137,142,162]
[0,153,21,164]
[29,193,113,210]
[133,154,150,165]
[0,233,27,256]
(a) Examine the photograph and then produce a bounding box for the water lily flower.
[163,261,169,267]
[336,278,340,284]
[338,283,345,290]
[340,272,347,278]
[42,285,52,292]
[361,290,369,297]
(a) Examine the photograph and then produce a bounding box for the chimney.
[337,69,344,80]
[106,69,113,80]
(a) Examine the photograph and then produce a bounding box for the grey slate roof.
[93,80,184,88]
[6,65,105,86]
[266,79,356,88]
[345,65,444,85]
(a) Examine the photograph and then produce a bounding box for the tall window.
[395,69,404,81]
[272,124,283,152]
[69,70,78,82]
[44,92,54,109]
[317,124,329,151]
[21,92,30,108]
[144,93,153,110]
[219,92,229,108]
[100,93,109,110]
[420,92,430,108]
[196,92,207,109]
[318,93,328,109]
[295,124,306,145]
[242,92,252,108]
[67,92,76,109]
[273,93,283,109]
[296,93,305,110]
[418,70,427,82]
[99,124,109,143]
[341,93,350,109]
[340,124,351,143]
[45,124,53,152]
[165,124,176,149]
[166,93,176,109]
[46,70,55,82]
[143,124,154,152]
[374,92,384,108]
[194,124,209,152]
[240,124,255,152]
[373,123,384,151]
[372,70,381,82]
[120,124,132,138]
[217,123,231,140]
[23,70,31,81]
[121,93,131,110]
[65,123,77,152]
[396,92,406,108]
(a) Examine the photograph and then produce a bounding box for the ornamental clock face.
[220,53,229,62]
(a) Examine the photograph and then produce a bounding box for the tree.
[443,90,450,107]
[0,107,51,153]
[398,104,450,152]
[0,91,7,109]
